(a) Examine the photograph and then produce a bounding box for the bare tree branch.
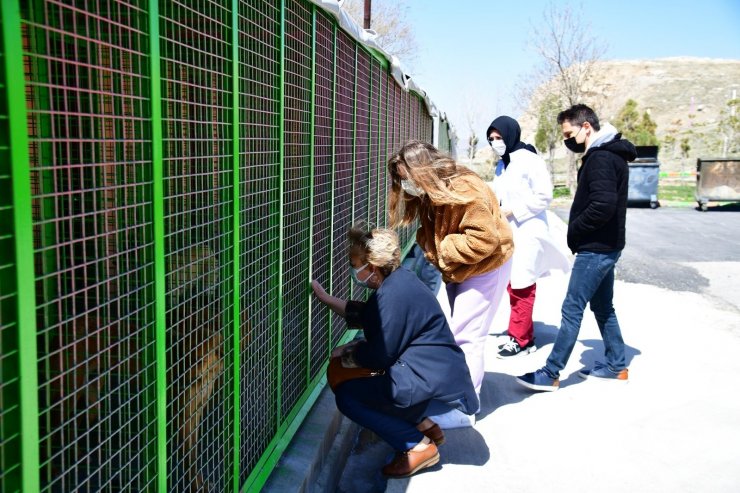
[343,0,418,70]
[527,1,607,193]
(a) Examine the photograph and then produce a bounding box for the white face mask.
[350,263,375,288]
[401,179,424,197]
[490,139,506,157]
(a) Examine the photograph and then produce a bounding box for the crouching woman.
[311,223,478,478]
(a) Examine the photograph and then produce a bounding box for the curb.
[262,384,360,493]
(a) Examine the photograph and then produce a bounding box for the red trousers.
[507,282,537,346]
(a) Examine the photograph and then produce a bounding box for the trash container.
[628,146,660,209]
[695,158,740,211]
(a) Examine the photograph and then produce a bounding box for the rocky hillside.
[473,57,740,179]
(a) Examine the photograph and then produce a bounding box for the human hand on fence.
[311,280,329,303]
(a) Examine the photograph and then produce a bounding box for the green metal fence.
[0,0,440,491]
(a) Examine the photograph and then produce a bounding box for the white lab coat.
[491,149,572,289]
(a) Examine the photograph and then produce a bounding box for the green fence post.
[365,50,373,226]
[231,1,242,490]
[375,63,383,228]
[351,46,358,226]
[382,74,390,226]
[276,0,286,425]
[306,4,317,382]
[146,1,168,491]
[3,2,40,491]
[327,21,337,347]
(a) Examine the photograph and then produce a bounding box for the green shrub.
[553,186,571,199]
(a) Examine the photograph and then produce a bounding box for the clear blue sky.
[399,0,740,153]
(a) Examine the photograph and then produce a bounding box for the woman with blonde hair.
[388,140,514,416]
[311,222,478,477]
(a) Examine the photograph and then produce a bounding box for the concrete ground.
[335,210,740,493]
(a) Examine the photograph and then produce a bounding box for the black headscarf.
[485,115,537,166]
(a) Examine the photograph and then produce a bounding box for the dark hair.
[557,104,601,131]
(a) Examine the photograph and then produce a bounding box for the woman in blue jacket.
[311,223,478,478]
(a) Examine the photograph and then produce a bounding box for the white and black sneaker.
[497,337,536,359]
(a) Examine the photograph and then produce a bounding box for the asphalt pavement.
[336,207,740,493]
[553,205,740,312]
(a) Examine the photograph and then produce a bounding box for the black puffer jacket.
[567,135,637,253]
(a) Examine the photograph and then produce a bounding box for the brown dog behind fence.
[42,302,243,492]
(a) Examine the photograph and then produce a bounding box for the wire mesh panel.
[159,2,234,491]
[422,98,431,142]
[422,102,433,143]
[389,77,403,166]
[408,94,414,142]
[330,29,356,348]
[21,1,158,490]
[397,90,410,249]
[408,92,417,141]
[380,71,396,230]
[403,92,410,142]
[281,0,313,417]
[368,58,382,229]
[411,95,420,141]
[0,9,22,490]
[387,77,404,235]
[354,49,371,226]
[237,0,281,482]
[309,9,335,380]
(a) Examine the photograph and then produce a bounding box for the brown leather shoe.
[382,442,440,478]
[421,423,445,446]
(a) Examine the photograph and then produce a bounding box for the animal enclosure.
[0,0,453,492]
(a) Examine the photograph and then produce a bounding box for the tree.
[342,0,418,69]
[639,111,659,145]
[613,99,659,146]
[534,93,563,176]
[678,133,692,174]
[680,137,691,159]
[467,131,479,161]
[662,134,676,159]
[527,2,607,194]
[718,97,740,157]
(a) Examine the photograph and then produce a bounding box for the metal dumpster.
[628,146,660,209]
[695,158,740,211]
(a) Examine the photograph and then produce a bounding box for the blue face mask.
[350,263,375,288]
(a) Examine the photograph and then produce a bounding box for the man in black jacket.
[516,104,637,392]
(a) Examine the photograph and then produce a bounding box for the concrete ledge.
[262,384,359,493]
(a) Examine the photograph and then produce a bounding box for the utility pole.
[364,0,372,29]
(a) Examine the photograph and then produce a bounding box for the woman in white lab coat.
[486,115,571,358]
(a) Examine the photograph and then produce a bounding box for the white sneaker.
[427,408,476,430]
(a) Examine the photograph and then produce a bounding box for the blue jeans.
[544,250,626,378]
[334,376,428,451]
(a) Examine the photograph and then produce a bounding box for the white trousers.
[439,259,512,395]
